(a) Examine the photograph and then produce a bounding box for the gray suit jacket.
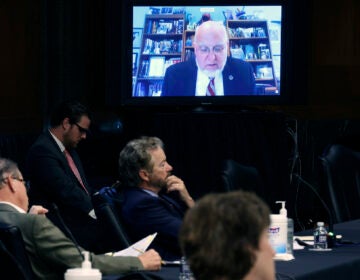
[0,203,143,280]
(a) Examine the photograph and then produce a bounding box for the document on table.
[112,232,158,257]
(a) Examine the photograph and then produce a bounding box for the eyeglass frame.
[72,123,91,135]
[1,176,30,192]
[195,44,227,55]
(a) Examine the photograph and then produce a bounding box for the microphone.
[51,203,84,260]
[292,174,336,247]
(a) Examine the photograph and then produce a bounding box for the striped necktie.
[206,77,216,96]
[64,149,89,195]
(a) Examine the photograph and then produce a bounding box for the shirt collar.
[49,130,66,153]
[141,189,158,197]
[0,201,26,213]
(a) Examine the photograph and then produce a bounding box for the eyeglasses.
[197,45,226,55]
[73,123,90,135]
[1,176,30,192]
[12,177,31,192]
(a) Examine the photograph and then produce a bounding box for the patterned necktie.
[206,77,216,96]
[64,149,89,195]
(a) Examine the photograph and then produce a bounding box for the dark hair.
[118,136,164,188]
[49,100,91,127]
[180,190,270,280]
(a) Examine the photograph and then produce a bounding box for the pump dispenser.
[64,251,102,280]
[276,201,287,216]
[269,201,288,254]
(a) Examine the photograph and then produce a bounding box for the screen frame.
[106,0,308,109]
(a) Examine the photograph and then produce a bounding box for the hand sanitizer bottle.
[64,251,102,280]
[269,201,288,254]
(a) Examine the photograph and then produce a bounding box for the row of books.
[133,81,164,97]
[228,27,266,38]
[143,39,183,55]
[145,19,184,35]
[138,57,181,78]
[230,42,271,60]
[255,64,274,79]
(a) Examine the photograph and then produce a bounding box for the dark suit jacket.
[162,57,256,96]
[0,203,143,280]
[25,131,105,253]
[121,188,187,261]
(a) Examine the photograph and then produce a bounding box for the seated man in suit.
[162,20,255,96]
[0,158,162,279]
[25,100,107,253]
[118,136,195,261]
[179,190,275,280]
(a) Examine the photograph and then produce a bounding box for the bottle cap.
[317,221,324,227]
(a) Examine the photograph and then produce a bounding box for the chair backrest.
[320,144,360,223]
[92,186,131,251]
[0,222,34,280]
[220,159,265,197]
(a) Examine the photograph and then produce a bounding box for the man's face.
[194,29,228,77]
[63,115,90,149]
[249,229,276,280]
[147,147,173,190]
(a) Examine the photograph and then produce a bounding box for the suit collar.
[0,202,24,213]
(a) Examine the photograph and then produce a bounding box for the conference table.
[276,219,360,280]
[104,219,360,280]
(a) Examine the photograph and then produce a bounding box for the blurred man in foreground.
[180,190,275,280]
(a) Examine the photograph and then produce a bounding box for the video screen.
[132,5,282,97]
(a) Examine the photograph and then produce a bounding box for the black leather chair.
[319,144,360,223]
[92,185,132,252]
[219,159,265,197]
[0,222,34,280]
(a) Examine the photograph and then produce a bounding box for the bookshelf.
[226,20,278,93]
[134,14,185,97]
[183,30,195,61]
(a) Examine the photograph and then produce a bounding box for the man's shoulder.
[166,58,196,72]
[227,57,251,68]
[123,188,158,204]
[28,132,58,152]
[29,131,52,147]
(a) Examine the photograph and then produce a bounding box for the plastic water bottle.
[287,217,294,255]
[179,256,194,280]
[313,221,328,249]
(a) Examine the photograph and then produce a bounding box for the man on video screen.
[162,20,256,96]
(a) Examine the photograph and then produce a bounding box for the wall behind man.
[0,0,43,133]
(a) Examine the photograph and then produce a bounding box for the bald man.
[162,20,256,96]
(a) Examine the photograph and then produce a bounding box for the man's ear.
[62,117,71,131]
[139,169,150,182]
[6,176,16,193]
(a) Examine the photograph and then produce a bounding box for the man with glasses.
[162,20,255,96]
[25,100,107,253]
[0,158,162,279]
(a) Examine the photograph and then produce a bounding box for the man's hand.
[166,175,194,208]
[28,205,49,215]
[138,249,162,271]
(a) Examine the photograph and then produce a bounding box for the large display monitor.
[106,0,308,108]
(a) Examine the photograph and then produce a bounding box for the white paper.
[112,233,157,257]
